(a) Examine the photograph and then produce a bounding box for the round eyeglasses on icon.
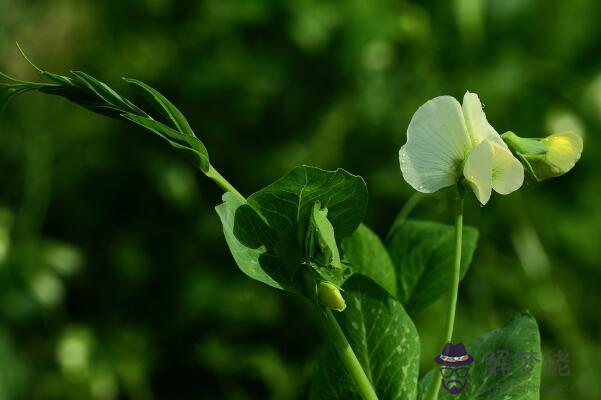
[434,342,474,395]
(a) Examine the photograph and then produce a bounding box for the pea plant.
[1,47,582,400]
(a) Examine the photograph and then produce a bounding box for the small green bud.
[318,281,346,312]
[502,131,583,181]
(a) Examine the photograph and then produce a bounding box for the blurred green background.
[1,0,600,399]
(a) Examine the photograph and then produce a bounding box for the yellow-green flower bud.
[501,131,583,181]
[318,281,346,312]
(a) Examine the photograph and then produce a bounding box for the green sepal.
[502,131,583,181]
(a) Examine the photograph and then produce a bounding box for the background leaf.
[418,312,542,400]
[310,275,420,400]
[387,220,478,314]
[342,224,397,296]
[232,166,368,290]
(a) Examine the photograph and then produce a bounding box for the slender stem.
[300,270,378,400]
[444,187,464,342]
[425,186,464,400]
[206,165,245,202]
[323,309,379,400]
[386,192,425,239]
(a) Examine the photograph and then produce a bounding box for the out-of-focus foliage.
[1,0,600,399]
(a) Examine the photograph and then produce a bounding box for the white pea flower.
[399,92,524,205]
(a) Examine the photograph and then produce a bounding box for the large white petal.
[462,92,506,148]
[463,140,493,205]
[490,142,524,194]
[400,96,471,193]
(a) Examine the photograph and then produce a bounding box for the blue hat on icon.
[434,342,473,366]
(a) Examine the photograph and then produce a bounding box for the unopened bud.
[318,281,346,312]
[502,131,583,181]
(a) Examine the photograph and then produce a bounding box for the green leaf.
[418,312,542,400]
[1,53,144,120]
[232,166,368,291]
[245,166,367,242]
[215,192,290,291]
[341,224,397,296]
[387,220,478,314]
[2,46,213,174]
[124,78,195,136]
[122,113,210,173]
[310,275,420,400]
[70,71,144,115]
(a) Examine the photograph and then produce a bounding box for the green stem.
[206,165,245,202]
[386,192,425,239]
[425,186,464,400]
[444,187,464,342]
[323,309,379,400]
[300,270,377,400]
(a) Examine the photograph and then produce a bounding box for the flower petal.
[463,140,493,205]
[400,96,471,193]
[490,142,524,194]
[462,91,506,148]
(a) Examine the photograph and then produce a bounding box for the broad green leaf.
[310,275,420,400]
[387,220,478,314]
[244,166,367,242]
[341,224,397,296]
[124,78,195,136]
[122,113,210,173]
[232,166,368,291]
[215,192,290,291]
[418,312,542,400]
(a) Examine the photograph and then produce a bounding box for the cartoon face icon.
[434,342,473,395]
[440,366,470,395]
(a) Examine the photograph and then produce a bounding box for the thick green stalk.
[323,309,379,400]
[205,165,245,202]
[425,186,464,400]
[300,270,378,400]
